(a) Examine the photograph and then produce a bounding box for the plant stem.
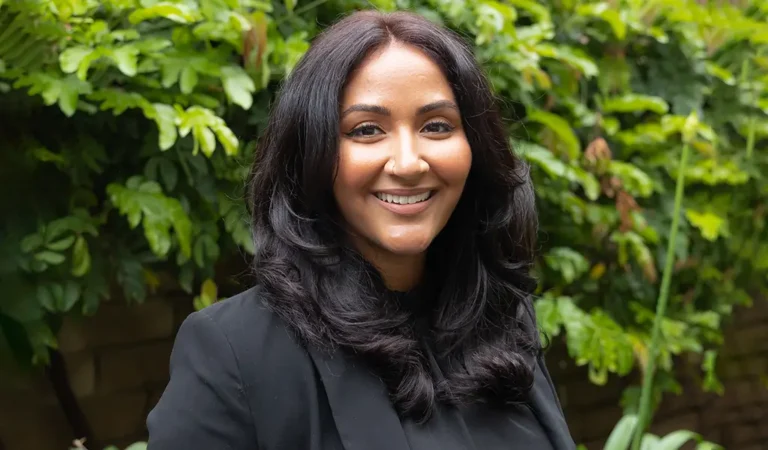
[630,140,691,450]
[746,116,756,160]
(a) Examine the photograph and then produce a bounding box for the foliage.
[587,413,722,450]
[1,0,767,443]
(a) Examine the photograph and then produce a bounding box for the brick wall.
[0,294,193,450]
[1,295,766,450]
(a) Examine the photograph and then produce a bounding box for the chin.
[381,236,434,256]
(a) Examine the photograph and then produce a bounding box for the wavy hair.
[248,10,540,422]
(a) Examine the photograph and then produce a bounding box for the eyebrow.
[340,100,459,118]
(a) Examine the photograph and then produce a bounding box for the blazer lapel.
[308,347,412,450]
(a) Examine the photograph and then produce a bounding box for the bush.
[1,0,767,429]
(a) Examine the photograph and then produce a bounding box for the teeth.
[376,191,431,205]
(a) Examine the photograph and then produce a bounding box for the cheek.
[332,145,381,207]
[430,136,472,187]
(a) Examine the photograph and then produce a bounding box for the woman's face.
[334,43,472,269]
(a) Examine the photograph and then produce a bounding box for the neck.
[350,237,426,292]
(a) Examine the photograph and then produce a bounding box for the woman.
[148,10,575,450]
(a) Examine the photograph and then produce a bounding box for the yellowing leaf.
[129,3,200,24]
[602,94,669,115]
[705,62,736,86]
[589,263,606,280]
[685,210,727,241]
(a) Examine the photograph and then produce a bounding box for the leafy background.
[0,0,766,448]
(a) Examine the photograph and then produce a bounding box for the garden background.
[1,0,767,449]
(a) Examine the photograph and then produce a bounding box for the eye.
[422,121,454,134]
[347,123,384,138]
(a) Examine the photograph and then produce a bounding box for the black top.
[390,288,555,450]
[147,286,575,450]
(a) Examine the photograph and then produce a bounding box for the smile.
[374,191,432,205]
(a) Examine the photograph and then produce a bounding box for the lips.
[374,191,432,205]
[373,190,435,216]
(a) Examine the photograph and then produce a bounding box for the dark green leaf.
[20,234,44,253]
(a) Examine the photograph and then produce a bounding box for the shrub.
[1,0,767,437]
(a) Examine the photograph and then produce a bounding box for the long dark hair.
[248,10,540,422]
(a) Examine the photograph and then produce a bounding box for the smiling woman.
[147,10,576,450]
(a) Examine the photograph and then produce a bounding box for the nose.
[385,131,429,181]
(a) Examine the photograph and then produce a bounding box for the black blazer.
[147,286,575,449]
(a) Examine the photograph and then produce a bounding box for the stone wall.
[1,295,766,450]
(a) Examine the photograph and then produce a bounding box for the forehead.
[341,43,455,107]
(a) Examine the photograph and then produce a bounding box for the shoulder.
[193,285,309,369]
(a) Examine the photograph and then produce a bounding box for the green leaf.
[37,284,58,313]
[71,236,91,277]
[61,281,81,312]
[604,414,639,450]
[35,251,65,265]
[110,46,139,77]
[59,47,93,74]
[602,94,669,115]
[221,66,255,110]
[534,294,563,338]
[705,62,735,86]
[526,110,581,159]
[177,106,239,156]
[701,350,724,395]
[577,3,626,40]
[46,235,75,251]
[129,3,199,24]
[151,104,178,151]
[284,0,296,13]
[124,442,148,450]
[506,0,551,23]
[535,43,598,78]
[516,142,599,199]
[20,234,44,253]
[107,177,192,257]
[544,247,589,283]
[685,210,727,241]
[608,161,654,197]
[656,430,699,450]
[159,158,179,191]
[180,67,198,94]
[640,434,660,450]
